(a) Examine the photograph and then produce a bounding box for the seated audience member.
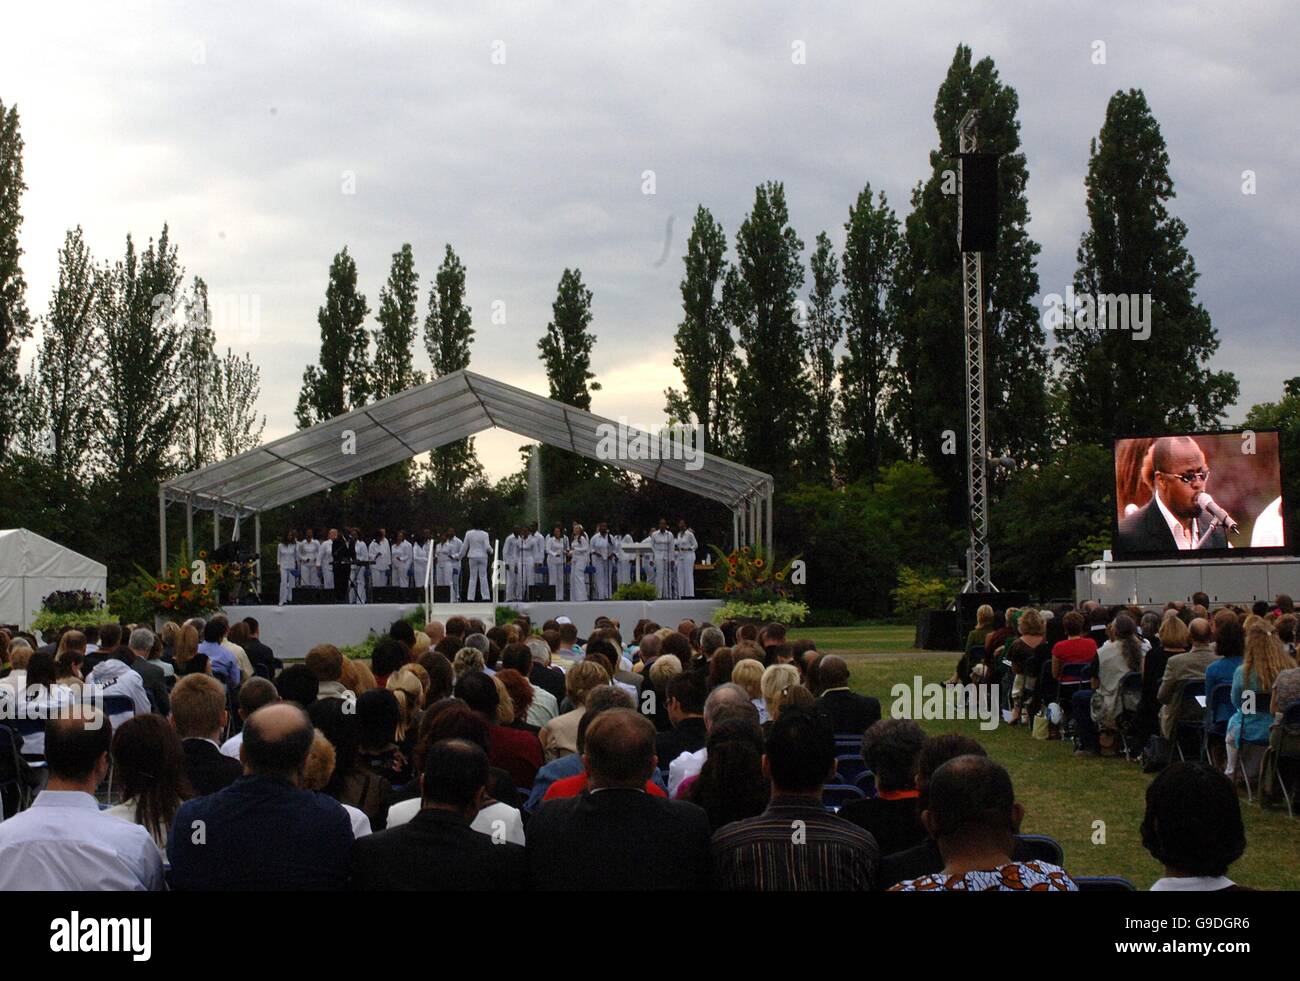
[1048,610,1098,686]
[107,714,193,855]
[240,617,280,678]
[371,636,410,690]
[86,645,153,718]
[1224,620,1292,780]
[646,650,683,731]
[495,668,539,735]
[276,663,320,709]
[1157,617,1217,740]
[951,603,995,685]
[357,688,412,785]
[424,620,446,646]
[453,645,486,681]
[352,739,526,891]
[126,627,170,716]
[502,642,559,727]
[306,644,349,701]
[760,662,801,730]
[385,667,425,753]
[527,709,712,890]
[731,657,768,723]
[1142,762,1247,890]
[815,655,881,735]
[838,719,928,856]
[539,660,610,762]
[541,694,667,803]
[172,673,244,795]
[168,704,354,889]
[1137,613,1189,744]
[656,671,708,766]
[1276,613,1298,660]
[171,623,201,677]
[526,686,640,809]
[686,718,769,831]
[707,648,736,691]
[303,730,372,838]
[309,697,391,831]
[668,683,759,798]
[220,677,280,760]
[891,756,1076,891]
[1200,619,1246,765]
[418,651,456,703]
[1073,613,1144,756]
[0,711,164,890]
[712,709,878,891]
[83,623,120,674]
[1007,608,1048,724]
[456,670,542,787]
[196,618,241,688]
[526,636,567,704]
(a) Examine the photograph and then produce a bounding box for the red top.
[543,773,666,801]
[1051,637,1098,671]
[488,725,543,789]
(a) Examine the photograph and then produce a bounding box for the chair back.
[821,783,866,812]
[1015,833,1064,865]
[1074,875,1135,891]
[834,753,868,784]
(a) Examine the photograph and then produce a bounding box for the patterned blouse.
[891,861,1078,891]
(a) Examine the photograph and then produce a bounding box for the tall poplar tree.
[296,247,371,427]
[0,98,30,458]
[371,243,423,400]
[423,244,481,494]
[804,231,841,481]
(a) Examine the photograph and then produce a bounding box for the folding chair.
[834,753,868,785]
[1055,662,1092,711]
[853,769,877,797]
[0,723,34,818]
[1200,683,1234,766]
[99,694,136,800]
[1014,834,1064,865]
[1235,691,1272,803]
[1073,875,1136,891]
[833,734,863,755]
[822,783,866,813]
[1172,680,1206,761]
[1113,672,1144,760]
[1260,703,1300,817]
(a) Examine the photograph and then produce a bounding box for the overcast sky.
[4,0,1296,479]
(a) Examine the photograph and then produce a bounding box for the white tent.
[0,529,108,631]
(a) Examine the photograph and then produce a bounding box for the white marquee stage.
[225,599,723,661]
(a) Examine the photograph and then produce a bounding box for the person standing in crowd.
[462,524,492,601]
[569,522,591,603]
[618,526,637,589]
[351,527,369,603]
[675,519,698,600]
[650,518,676,599]
[590,522,613,601]
[546,524,567,601]
[298,528,320,588]
[369,528,393,589]
[277,530,299,605]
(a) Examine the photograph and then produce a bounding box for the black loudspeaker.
[959,153,999,252]
[956,591,1031,637]
[528,584,556,602]
[371,586,406,604]
[432,585,450,603]
[914,610,961,651]
[292,587,326,605]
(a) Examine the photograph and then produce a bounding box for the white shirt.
[0,790,164,890]
[369,539,392,569]
[1150,876,1235,891]
[220,730,244,760]
[1252,496,1285,547]
[525,685,560,728]
[1154,491,1200,550]
[668,747,707,799]
[392,540,413,565]
[463,529,491,559]
[385,798,525,845]
[343,804,372,838]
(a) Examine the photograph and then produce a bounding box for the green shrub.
[612,581,658,601]
[30,606,116,637]
[890,566,959,621]
[714,599,810,624]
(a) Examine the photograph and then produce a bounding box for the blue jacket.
[1204,657,1242,724]
[167,775,353,890]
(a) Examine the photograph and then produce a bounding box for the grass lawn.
[805,625,1300,890]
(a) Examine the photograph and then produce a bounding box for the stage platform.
[1075,554,1300,607]
[223,598,722,661]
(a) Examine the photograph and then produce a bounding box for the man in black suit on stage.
[526,708,712,890]
[333,530,354,603]
[1116,436,1230,556]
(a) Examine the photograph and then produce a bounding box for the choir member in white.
[649,518,676,599]
[319,528,337,592]
[412,530,430,591]
[462,525,492,601]
[351,529,369,604]
[369,528,393,588]
[545,525,567,601]
[435,528,463,602]
[277,530,299,605]
[675,518,698,600]
[503,526,523,602]
[568,522,591,602]
[297,529,320,588]
[590,521,613,601]
[392,530,414,589]
[617,527,637,588]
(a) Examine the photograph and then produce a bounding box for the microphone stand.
[1196,517,1223,550]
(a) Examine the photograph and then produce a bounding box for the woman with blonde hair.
[172,623,200,674]
[385,667,425,751]
[1225,620,1295,779]
[1008,608,1047,725]
[302,730,373,838]
[491,673,516,726]
[760,663,800,726]
[732,658,767,722]
[539,660,610,761]
[452,646,485,680]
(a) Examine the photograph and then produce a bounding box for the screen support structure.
[959,109,995,594]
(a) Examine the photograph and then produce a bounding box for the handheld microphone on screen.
[1195,492,1240,535]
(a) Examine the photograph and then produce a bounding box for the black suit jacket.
[183,738,244,796]
[656,716,707,767]
[245,639,280,678]
[527,788,712,890]
[350,807,526,890]
[530,663,567,705]
[1116,498,1228,556]
[131,656,170,716]
[817,689,882,737]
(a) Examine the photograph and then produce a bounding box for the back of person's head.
[418,651,455,701]
[371,636,409,679]
[558,622,578,645]
[817,655,850,689]
[305,644,344,682]
[202,619,227,644]
[760,662,800,716]
[242,703,314,780]
[454,669,500,720]
[542,628,562,653]
[501,642,533,675]
[434,636,461,659]
[862,718,926,793]
[239,677,280,717]
[584,637,619,664]
[1018,608,1044,636]
[637,632,661,660]
[762,622,788,646]
[357,689,401,746]
[1189,617,1214,645]
[575,685,636,753]
[731,657,764,698]
[302,730,338,791]
[765,643,794,667]
[648,653,682,690]
[227,620,250,649]
[704,682,757,729]
[445,615,469,640]
[764,709,834,794]
[584,708,656,787]
[389,619,416,649]
[1215,618,1245,660]
[111,714,190,838]
[128,626,154,654]
[1141,762,1245,878]
[924,755,1017,846]
[566,659,611,706]
[915,733,987,806]
[171,673,227,739]
[423,738,490,810]
[1277,613,1298,646]
[660,631,692,663]
[666,670,707,716]
[276,663,319,707]
[700,626,725,655]
[26,650,57,688]
[46,711,112,782]
[1158,614,1191,651]
[100,623,122,649]
[736,623,759,643]
[1062,610,1084,637]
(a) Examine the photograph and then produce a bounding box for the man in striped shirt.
[711,709,879,890]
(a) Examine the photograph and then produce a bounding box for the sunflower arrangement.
[132,541,223,619]
[709,544,801,602]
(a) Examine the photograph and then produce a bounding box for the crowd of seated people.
[0,607,1265,891]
